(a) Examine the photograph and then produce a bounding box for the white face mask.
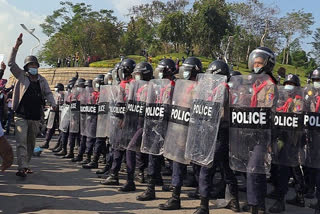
[253,67,261,74]
[228,82,234,88]
[121,73,125,80]
[55,88,59,92]
[95,83,100,89]
[135,75,141,81]
[183,71,191,80]
[314,82,320,89]
[249,88,253,93]
[108,80,112,85]
[158,72,163,79]
[284,85,294,90]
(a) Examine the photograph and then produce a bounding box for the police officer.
[118,62,153,192]
[41,83,64,149]
[136,58,176,201]
[83,75,106,169]
[268,74,304,213]
[101,58,135,185]
[193,60,240,214]
[243,47,278,214]
[159,57,202,210]
[63,78,85,159]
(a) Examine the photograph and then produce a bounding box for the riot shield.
[229,74,276,174]
[271,86,304,167]
[69,88,81,133]
[301,85,320,168]
[84,87,97,138]
[80,88,88,136]
[59,91,71,133]
[184,74,227,166]
[141,79,173,155]
[108,85,127,149]
[96,85,111,138]
[47,92,60,129]
[122,80,149,151]
[163,79,194,164]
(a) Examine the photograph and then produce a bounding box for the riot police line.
[44,47,320,214]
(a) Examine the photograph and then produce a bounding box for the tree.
[311,28,320,64]
[278,10,314,64]
[157,11,190,52]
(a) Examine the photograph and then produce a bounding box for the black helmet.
[23,55,39,70]
[104,70,114,85]
[85,79,93,88]
[155,58,176,79]
[179,57,202,80]
[54,83,64,91]
[75,78,86,88]
[69,76,78,84]
[248,47,275,74]
[93,74,105,91]
[311,68,320,80]
[230,70,241,77]
[206,60,230,77]
[133,62,153,81]
[118,58,136,80]
[283,74,300,86]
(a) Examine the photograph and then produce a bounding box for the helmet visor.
[179,65,193,80]
[248,49,274,73]
[155,65,165,79]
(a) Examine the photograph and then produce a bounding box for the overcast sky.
[1,0,319,79]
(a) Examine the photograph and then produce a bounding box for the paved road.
[0,135,316,214]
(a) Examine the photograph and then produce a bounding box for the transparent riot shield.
[122,80,149,151]
[185,74,227,166]
[84,87,97,138]
[80,88,88,136]
[69,88,81,133]
[301,85,320,168]
[229,74,276,174]
[108,85,128,149]
[163,79,195,164]
[271,86,304,167]
[47,92,60,129]
[96,85,111,138]
[59,91,71,133]
[141,79,173,155]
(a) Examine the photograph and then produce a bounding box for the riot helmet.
[155,58,176,79]
[206,60,230,78]
[118,58,136,81]
[85,79,93,88]
[93,74,105,91]
[104,70,113,85]
[283,74,300,87]
[248,47,275,74]
[311,68,320,88]
[132,62,153,81]
[230,70,241,77]
[54,83,64,92]
[75,78,86,88]
[179,57,202,80]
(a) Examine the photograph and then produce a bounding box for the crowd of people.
[3,33,320,214]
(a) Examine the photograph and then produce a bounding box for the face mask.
[135,75,141,81]
[183,71,191,80]
[121,72,125,80]
[29,68,38,75]
[95,83,100,89]
[108,80,112,85]
[284,85,294,90]
[228,82,234,88]
[249,88,253,93]
[314,82,320,89]
[158,72,163,79]
[253,67,261,74]
[55,88,59,92]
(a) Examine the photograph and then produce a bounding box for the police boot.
[251,205,266,214]
[118,181,136,192]
[158,186,181,210]
[188,187,200,199]
[225,184,240,212]
[40,141,49,149]
[63,151,74,159]
[54,146,67,156]
[80,155,91,165]
[53,142,63,152]
[286,192,305,207]
[269,199,285,213]
[193,197,209,214]
[71,155,83,162]
[82,155,98,169]
[225,199,240,212]
[136,184,156,201]
[49,141,60,151]
[135,171,145,183]
[96,163,111,175]
[100,173,119,185]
